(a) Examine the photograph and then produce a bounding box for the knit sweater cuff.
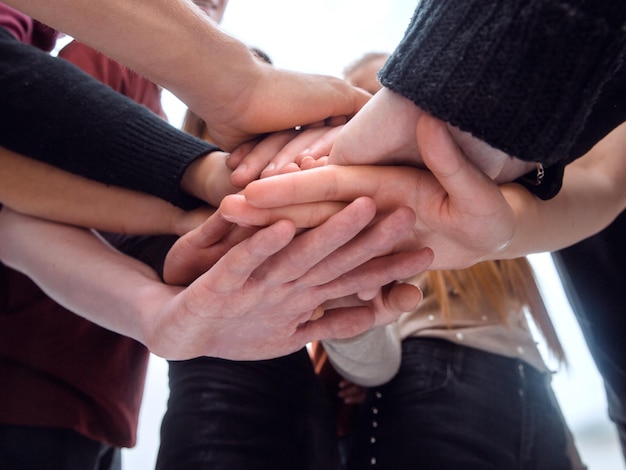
[381,0,626,166]
[98,116,218,209]
[0,27,218,209]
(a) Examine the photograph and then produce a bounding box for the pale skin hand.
[180,150,240,207]
[166,106,426,343]
[163,195,431,303]
[0,146,210,236]
[220,114,517,270]
[227,126,342,187]
[329,88,535,183]
[0,203,432,360]
[150,196,436,359]
[7,0,370,151]
[223,116,626,267]
[500,120,626,257]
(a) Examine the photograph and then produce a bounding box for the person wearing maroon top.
[0,269,149,469]
[0,26,167,470]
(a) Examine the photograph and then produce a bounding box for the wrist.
[495,182,540,259]
[180,151,214,201]
[133,280,185,359]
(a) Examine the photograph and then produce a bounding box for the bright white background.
[119,1,623,468]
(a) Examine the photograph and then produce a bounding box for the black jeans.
[0,424,121,470]
[347,338,581,470]
[156,348,341,470]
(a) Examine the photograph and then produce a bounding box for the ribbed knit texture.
[381,0,626,166]
[0,28,218,208]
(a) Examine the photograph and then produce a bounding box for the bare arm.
[6,0,370,150]
[0,207,172,343]
[500,121,626,257]
[218,116,626,268]
[0,146,210,235]
[0,198,433,360]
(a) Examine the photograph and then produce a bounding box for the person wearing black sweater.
[330,0,626,200]
[0,8,430,362]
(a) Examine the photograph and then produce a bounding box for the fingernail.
[222,213,254,228]
[232,163,247,176]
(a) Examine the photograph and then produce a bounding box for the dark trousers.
[156,348,341,470]
[347,338,579,470]
[552,227,626,460]
[0,424,121,470]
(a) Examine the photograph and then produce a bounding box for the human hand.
[227,126,341,187]
[202,63,370,151]
[321,282,422,330]
[222,114,518,270]
[149,196,433,360]
[338,380,367,405]
[329,88,535,183]
[329,87,423,167]
[163,208,256,285]
[180,150,241,206]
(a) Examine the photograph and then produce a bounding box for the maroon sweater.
[0,3,57,51]
[0,34,170,448]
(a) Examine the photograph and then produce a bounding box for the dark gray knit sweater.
[381,0,626,197]
[0,27,218,208]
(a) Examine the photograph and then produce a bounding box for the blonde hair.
[427,258,566,364]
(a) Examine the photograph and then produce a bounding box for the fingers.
[313,248,433,314]
[300,155,327,170]
[253,196,378,284]
[163,223,256,286]
[201,218,297,292]
[417,114,502,212]
[242,164,424,212]
[294,204,417,287]
[229,127,341,187]
[243,165,369,208]
[220,193,347,228]
[226,138,261,170]
[260,126,339,178]
[411,114,519,268]
[230,130,297,187]
[384,282,423,314]
[163,211,236,285]
[295,305,378,342]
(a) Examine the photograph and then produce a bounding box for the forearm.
[0,207,182,345]
[498,122,626,257]
[5,1,369,151]
[7,0,260,120]
[0,28,217,207]
[0,147,207,235]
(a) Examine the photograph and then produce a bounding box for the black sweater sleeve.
[381,0,626,167]
[100,232,177,281]
[0,27,219,208]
